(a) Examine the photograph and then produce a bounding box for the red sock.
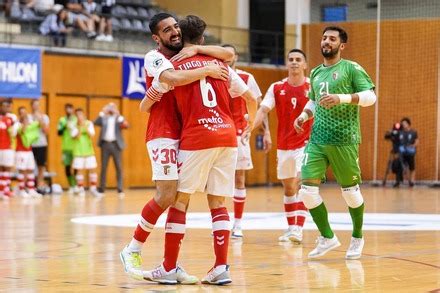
[17,173,25,190]
[0,172,5,194]
[294,201,308,227]
[233,188,246,221]
[211,207,230,267]
[284,195,296,227]
[26,174,35,191]
[133,198,165,242]
[89,173,97,188]
[76,174,84,187]
[163,207,186,272]
[3,171,12,195]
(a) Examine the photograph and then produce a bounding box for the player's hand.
[170,46,198,62]
[263,131,272,153]
[294,116,305,133]
[319,94,340,109]
[205,64,229,81]
[240,126,251,145]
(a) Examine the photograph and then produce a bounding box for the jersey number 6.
[200,78,217,108]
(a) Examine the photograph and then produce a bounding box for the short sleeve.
[144,50,174,80]
[246,74,262,99]
[228,67,249,98]
[308,69,317,101]
[350,62,375,92]
[260,83,276,110]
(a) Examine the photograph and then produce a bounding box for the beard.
[161,36,183,52]
[321,45,339,58]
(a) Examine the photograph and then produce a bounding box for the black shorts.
[401,154,415,171]
[32,146,48,167]
[101,5,113,17]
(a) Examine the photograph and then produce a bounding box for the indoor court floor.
[1,185,440,292]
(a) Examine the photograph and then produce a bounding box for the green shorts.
[301,143,362,187]
[62,150,73,166]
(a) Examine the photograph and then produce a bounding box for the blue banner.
[0,47,41,98]
[122,55,146,99]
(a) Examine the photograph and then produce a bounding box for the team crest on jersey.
[153,58,163,68]
[163,165,170,175]
[280,89,286,95]
[332,72,339,80]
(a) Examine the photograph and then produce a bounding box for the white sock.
[127,238,143,252]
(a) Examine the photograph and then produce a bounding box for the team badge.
[332,72,339,80]
[153,58,163,68]
[163,165,170,175]
[280,89,286,95]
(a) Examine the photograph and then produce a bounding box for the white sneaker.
[68,187,75,195]
[78,187,85,197]
[73,186,80,195]
[119,246,143,280]
[143,263,198,285]
[18,189,30,198]
[105,35,113,42]
[346,237,364,260]
[96,34,106,41]
[278,226,303,244]
[231,226,243,239]
[90,188,103,197]
[28,189,42,198]
[201,265,232,285]
[308,235,341,259]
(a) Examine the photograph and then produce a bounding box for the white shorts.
[15,151,35,171]
[73,156,97,170]
[277,147,305,180]
[0,149,15,167]
[146,138,179,181]
[178,147,238,197]
[235,136,253,170]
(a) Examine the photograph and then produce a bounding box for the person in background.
[0,99,18,199]
[15,107,42,198]
[94,103,128,196]
[29,100,50,195]
[95,0,115,42]
[57,103,77,193]
[39,5,72,47]
[70,108,100,197]
[395,117,419,187]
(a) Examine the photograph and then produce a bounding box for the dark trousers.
[100,141,123,191]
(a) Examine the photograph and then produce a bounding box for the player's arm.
[170,45,234,63]
[294,100,316,133]
[159,64,228,88]
[139,81,164,113]
[86,121,95,137]
[240,90,258,130]
[319,89,377,109]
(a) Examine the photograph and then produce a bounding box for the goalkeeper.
[294,26,376,260]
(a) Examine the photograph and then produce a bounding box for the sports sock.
[76,174,84,188]
[294,200,308,227]
[309,202,334,239]
[17,173,25,190]
[163,207,186,272]
[233,188,246,226]
[284,195,296,229]
[26,173,36,191]
[211,207,230,267]
[349,203,364,238]
[131,198,165,246]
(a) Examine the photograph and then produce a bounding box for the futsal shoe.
[143,264,199,285]
[346,237,364,260]
[278,226,303,244]
[201,265,232,285]
[119,246,143,280]
[308,235,341,258]
[17,189,29,198]
[28,189,42,198]
[231,226,243,239]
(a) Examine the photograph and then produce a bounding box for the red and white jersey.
[143,49,181,142]
[172,55,248,150]
[229,69,262,135]
[16,131,31,152]
[0,115,14,149]
[260,77,312,150]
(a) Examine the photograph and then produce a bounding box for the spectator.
[15,107,42,198]
[39,5,71,47]
[57,103,77,193]
[95,0,114,42]
[29,99,50,195]
[94,103,128,196]
[70,108,100,197]
[33,0,55,15]
[82,0,100,36]
[395,117,419,187]
[65,0,96,38]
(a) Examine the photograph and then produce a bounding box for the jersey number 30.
[200,78,217,108]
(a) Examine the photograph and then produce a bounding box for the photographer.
[397,117,419,187]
